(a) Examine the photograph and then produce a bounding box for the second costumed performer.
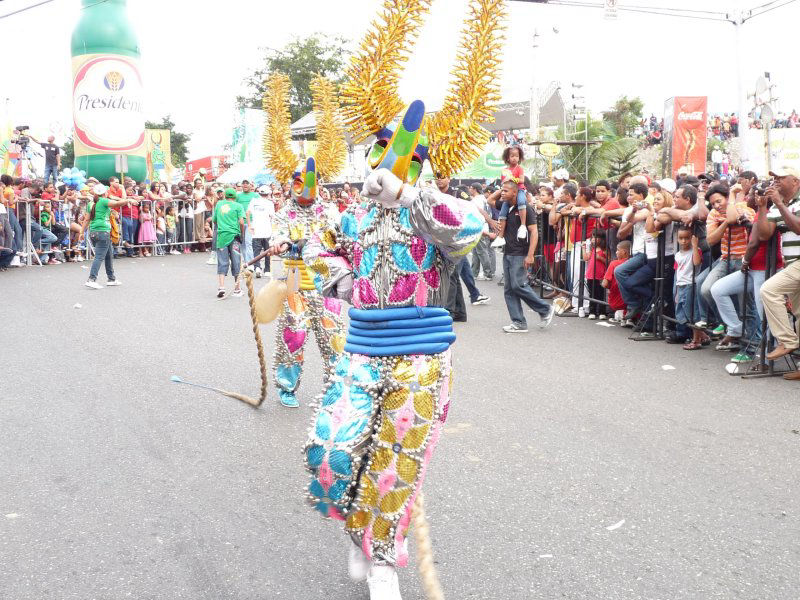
[263,73,348,408]
[300,1,506,598]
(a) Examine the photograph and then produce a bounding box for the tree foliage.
[556,117,621,183]
[61,136,74,169]
[237,35,349,122]
[144,115,191,166]
[603,95,645,138]
[606,140,641,180]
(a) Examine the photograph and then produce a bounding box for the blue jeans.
[43,164,58,186]
[88,231,116,281]
[614,252,647,311]
[217,241,241,277]
[503,254,550,327]
[38,227,58,258]
[459,257,481,302]
[710,269,764,351]
[8,210,23,253]
[697,258,741,323]
[122,216,137,255]
[242,227,254,263]
[674,285,695,339]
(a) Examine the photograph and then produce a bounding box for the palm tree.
[556,116,621,183]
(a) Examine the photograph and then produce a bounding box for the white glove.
[362,168,417,208]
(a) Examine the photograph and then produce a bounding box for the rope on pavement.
[412,492,445,600]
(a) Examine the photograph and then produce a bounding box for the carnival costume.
[300,1,506,596]
[264,73,349,408]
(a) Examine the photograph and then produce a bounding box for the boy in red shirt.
[602,239,630,321]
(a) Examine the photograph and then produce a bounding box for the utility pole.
[529,29,540,137]
[730,0,748,166]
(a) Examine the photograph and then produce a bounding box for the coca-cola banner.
[668,96,708,177]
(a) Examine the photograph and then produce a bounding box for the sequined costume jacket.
[270,199,346,404]
[305,187,485,308]
[300,186,483,567]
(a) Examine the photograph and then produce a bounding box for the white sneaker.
[539,305,555,329]
[490,236,506,248]
[366,565,402,600]
[171,250,181,255]
[347,541,372,582]
[588,313,596,320]
[76,255,85,262]
[106,280,122,286]
[9,255,21,267]
[231,288,244,298]
[502,323,528,333]
[255,267,263,278]
[517,224,528,239]
[471,295,489,305]
[85,280,103,290]
[598,314,607,320]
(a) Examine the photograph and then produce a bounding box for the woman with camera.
[82,183,136,289]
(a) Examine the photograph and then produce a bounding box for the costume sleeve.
[302,213,354,301]
[407,187,485,261]
[271,207,290,246]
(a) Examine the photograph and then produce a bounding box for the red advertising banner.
[670,96,707,177]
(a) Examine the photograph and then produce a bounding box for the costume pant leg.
[273,291,311,398]
[306,291,346,380]
[305,348,453,568]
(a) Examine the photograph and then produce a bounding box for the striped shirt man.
[768,194,800,264]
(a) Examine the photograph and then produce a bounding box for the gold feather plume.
[311,75,347,180]
[428,0,507,178]
[340,0,432,143]
[263,72,298,183]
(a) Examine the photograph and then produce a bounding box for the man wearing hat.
[552,168,569,200]
[212,188,246,299]
[756,166,800,378]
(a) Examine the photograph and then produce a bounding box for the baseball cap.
[553,168,570,180]
[92,183,108,195]
[224,188,237,199]
[697,172,719,182]
[656,178,676,194]
[257,185,270,195]
[769,165,800,178]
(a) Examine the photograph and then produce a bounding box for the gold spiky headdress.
[340,0,506,179]
[263,72,298,184]
[310,74,347,180]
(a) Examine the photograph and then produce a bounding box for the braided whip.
[412,492,445,600]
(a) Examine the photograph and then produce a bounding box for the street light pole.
[732,1,748,166]
[529,29,540,137]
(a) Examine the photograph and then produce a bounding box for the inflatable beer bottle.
[71,0,146,182]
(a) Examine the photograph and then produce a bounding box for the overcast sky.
[2,0,798,157]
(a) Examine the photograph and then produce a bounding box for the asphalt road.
[2,253,799,600]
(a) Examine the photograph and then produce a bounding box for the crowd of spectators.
[450,162,800,381]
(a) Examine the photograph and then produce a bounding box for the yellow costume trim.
[284,258,316,291]
[339,0,433,144]
[428,0,507,178]
[310,75,347,180]
[264,72,298,184]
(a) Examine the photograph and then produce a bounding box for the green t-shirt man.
[213,189,245,249]
[236,190,259,212]
[88,197,112,232]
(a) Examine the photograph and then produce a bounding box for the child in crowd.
[583,229,607,319]
[165,205,178,255]
[602,239,630,322]
[138,202,156,256]
[675,229,708,350]
[490,145,528,246]
[155,205,166,256]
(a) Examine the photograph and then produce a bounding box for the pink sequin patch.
[378,469,397,496]
[357,278,379,305]
[432,203,462,227]
[353,244,363,270]
[323,296,342,315]
[415,277,428,306]
[283,328,306,354]
[423,267,440,289]
[394,405,416,440]
[288,210,297,219]
[388,274,417,303]
[318,461,333,492]
[329,506,345,521]
[410,236,428,267]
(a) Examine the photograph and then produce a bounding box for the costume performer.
[300,1,506,597]
[263,73,348,408]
